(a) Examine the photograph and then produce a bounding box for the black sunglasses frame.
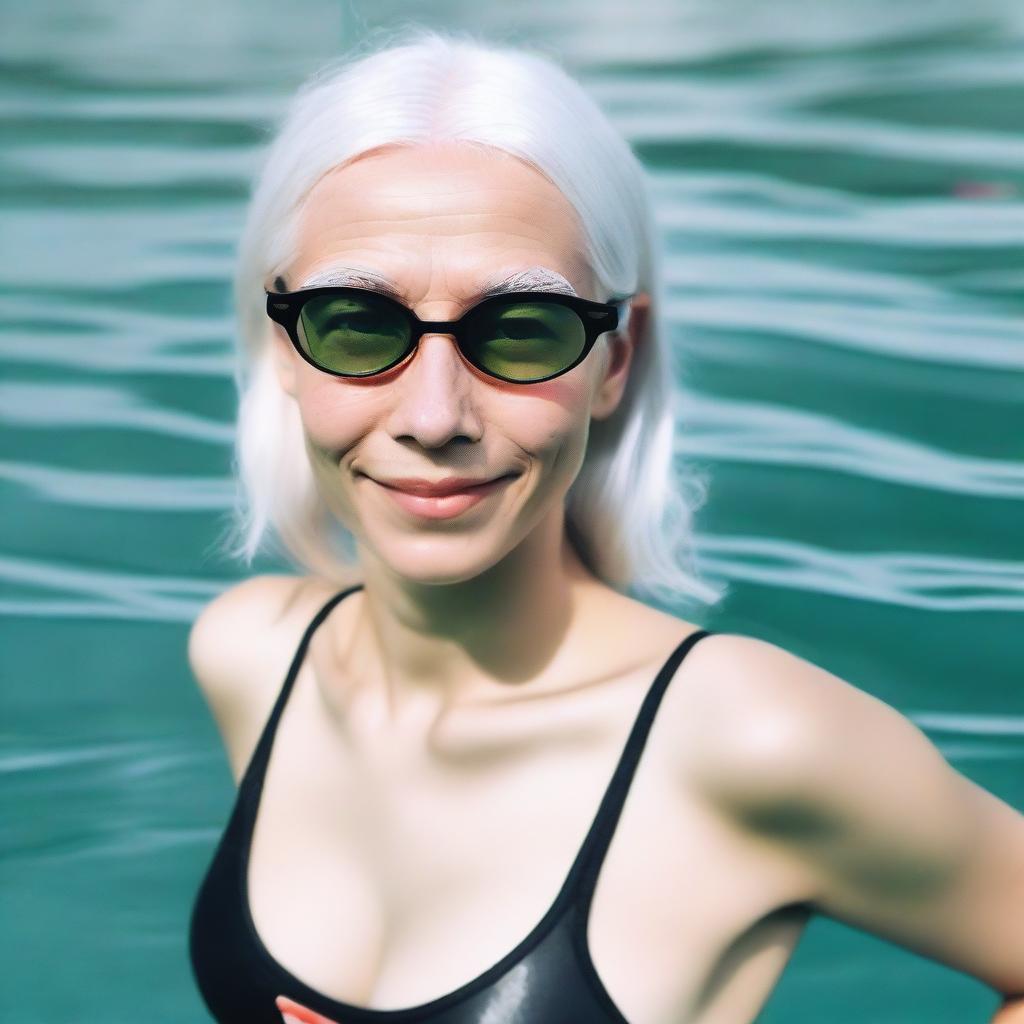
[265,285,630,384]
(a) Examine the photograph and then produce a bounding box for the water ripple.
[0,460,234,509]
[0,553,228,620]
[676,393,1024,497]
[0,382,233,442]
[695,534,1024,611]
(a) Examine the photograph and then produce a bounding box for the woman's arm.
[684,635,1024,1005]
[992,996,1024,1023]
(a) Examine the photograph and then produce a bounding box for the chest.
[243,654,815,1024]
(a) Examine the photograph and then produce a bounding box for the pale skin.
[188,141,1024,1023]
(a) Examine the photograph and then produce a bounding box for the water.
[2,2,1022,1022]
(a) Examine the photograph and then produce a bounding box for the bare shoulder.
[187,573,351,781]
[187,574,331,697]
[672,632,955,842]
[675,633,1024,997]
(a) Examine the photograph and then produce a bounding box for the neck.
[335,508,607,732]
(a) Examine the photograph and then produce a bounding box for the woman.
[186,27,1024,1024]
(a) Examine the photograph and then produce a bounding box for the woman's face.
[271,142,637,586]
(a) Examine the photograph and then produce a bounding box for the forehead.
[290,144,594,297]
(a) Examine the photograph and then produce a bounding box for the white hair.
[215,24,727,611]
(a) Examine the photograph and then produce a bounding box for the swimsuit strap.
[571,628,716,908]
[237,583,365,796]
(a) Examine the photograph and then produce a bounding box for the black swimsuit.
[188,583,715,1023]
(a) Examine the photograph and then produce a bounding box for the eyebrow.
[281,265,580,301]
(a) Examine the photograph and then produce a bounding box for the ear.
[271,324,298,397]
[590,291,650,421]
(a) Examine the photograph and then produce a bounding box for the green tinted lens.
[297,291,410,375]
[466,300,586,382]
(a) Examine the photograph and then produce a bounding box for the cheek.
[514,404,581,455]
[292,374,375,453]
[507,377,593,473]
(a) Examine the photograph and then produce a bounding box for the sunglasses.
[265,285,631,385]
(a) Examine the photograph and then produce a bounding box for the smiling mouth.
[366,473,516,519]
[376,474,514,496]
[358,469,518,491]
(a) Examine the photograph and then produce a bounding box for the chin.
[364,538,508,587]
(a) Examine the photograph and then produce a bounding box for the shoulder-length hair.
[216,25,727,612]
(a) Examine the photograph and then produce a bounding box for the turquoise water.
[3,2,1022,1022]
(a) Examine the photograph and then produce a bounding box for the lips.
[375,476,510,497]
[370,474,514,519]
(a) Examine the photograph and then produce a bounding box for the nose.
[388,329,484,447]
[404,327,475,377]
